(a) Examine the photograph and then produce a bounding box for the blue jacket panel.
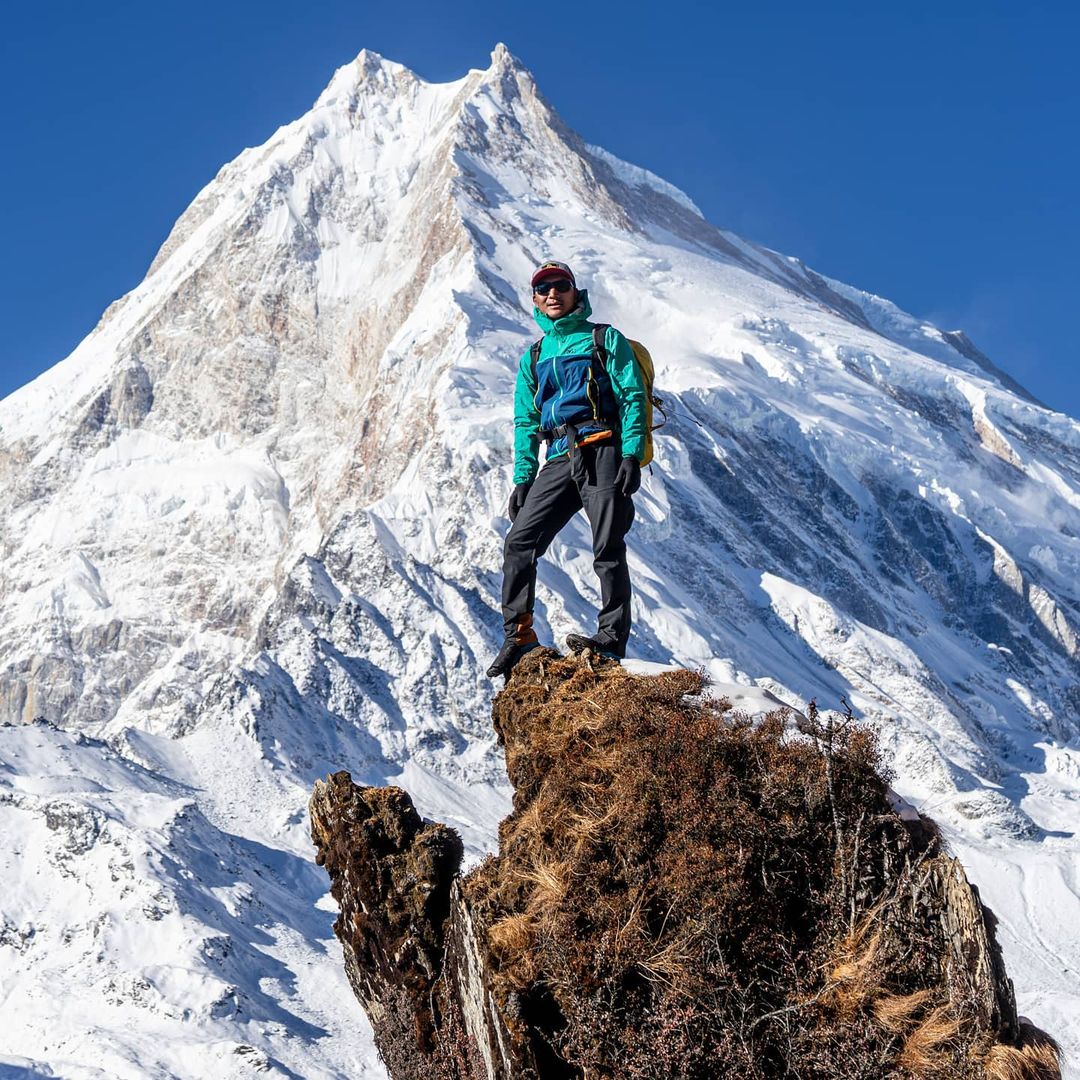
[533,348,619,438]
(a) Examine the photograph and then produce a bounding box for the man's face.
[533,276,577,319]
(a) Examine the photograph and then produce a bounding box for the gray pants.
[501,441,636,657]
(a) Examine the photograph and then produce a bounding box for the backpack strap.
[590,323,610,366]
[594,324,667,436]
[589,324,611,424]
[529,339,542,383]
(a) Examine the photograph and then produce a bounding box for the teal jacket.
[513,291,647,485]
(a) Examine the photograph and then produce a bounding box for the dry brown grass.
[873,989,934,1034]
[637,929,700,993]
[487,911,536,954]
[984,1023,1062,1080]
[898,1004,964,1076]
[497,787,551,849]
[462,651,1059,1080]
[487,911,538,986]
[519,859,572,909]
[823,922,886,1020]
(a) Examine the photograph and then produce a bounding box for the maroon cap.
[530,260,576,288]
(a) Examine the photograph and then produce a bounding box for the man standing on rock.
[487,260,647,679]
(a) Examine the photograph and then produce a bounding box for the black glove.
[508,482,532,522]
[616,456,641,496]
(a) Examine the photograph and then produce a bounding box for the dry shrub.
[463,652,1055,1080]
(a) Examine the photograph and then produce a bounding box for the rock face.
[311,777,518,1079]
[311,651,1060,1080]
[310,780,466,1077]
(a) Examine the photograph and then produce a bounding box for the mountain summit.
[0,46,1078,1079]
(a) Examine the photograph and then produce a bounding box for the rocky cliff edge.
[310,651,1061,1080]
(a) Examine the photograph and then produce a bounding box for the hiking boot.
[486,638,539,679]
[565,633,621,662]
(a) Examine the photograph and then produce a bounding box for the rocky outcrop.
[310,780,467,1077]
[311,651,1061,1080]
[310,777,523,1079]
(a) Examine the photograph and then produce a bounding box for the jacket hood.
[533,289,593,334]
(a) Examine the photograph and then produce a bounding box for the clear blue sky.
[3,1,1078,417]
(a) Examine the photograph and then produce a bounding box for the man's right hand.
[508,483,533,522]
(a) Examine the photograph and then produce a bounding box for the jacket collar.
[533,289,593,336]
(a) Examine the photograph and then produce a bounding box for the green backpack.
[529,323,666,467]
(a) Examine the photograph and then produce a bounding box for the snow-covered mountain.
[1,44,1078,1078]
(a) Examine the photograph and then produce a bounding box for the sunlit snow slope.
[1,44,1077,1078]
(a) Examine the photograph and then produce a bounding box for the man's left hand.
[616,456,641,496]
[508,482,533,522]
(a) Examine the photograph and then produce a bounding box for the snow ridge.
[584,142,703,216]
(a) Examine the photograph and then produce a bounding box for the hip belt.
[539,421,616,485]
[539,420,615,446]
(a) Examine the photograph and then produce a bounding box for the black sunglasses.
[533,279,574,296]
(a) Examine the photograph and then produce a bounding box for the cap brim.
[531,269,575,288]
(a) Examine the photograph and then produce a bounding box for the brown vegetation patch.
[460,650,1060,1080]
[985,1022,1062,1080]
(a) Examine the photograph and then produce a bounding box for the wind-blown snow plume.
[1,44,1077,1078]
